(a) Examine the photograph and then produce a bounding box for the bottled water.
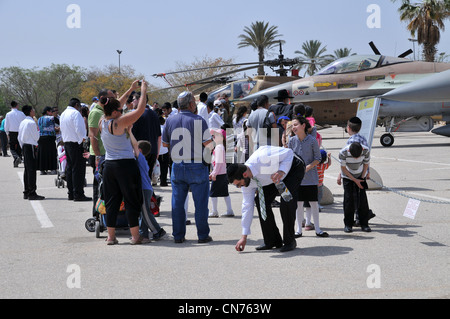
[276,181,293,202]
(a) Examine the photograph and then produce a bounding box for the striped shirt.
[347,133,368,147]
[339,144,370,179]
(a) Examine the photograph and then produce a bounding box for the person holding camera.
[100,80,148,245]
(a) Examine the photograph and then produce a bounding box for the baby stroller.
[85,159,129,238]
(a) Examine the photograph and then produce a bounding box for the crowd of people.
[1,82,375,251]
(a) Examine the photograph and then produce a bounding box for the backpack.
[262,110,276,140]
[269,103,293,126]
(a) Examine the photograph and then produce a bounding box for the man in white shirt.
[4,101,26,167]
[196,92,209,124]
[60,98,91,202]
[227,145,305,252]
[18,105,44,201]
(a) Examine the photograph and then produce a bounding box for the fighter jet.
[240,53,450,145]
[380,69,450,141]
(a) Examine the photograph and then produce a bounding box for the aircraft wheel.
[380,134,394,147]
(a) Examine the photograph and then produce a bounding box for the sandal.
[106,238,119,245]
[130,236,143,245]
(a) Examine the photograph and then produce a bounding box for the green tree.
[0,66,41,109]
[0,64,84,114]
[38,64,85,110]
[393,0,450,62]
[294,40,334,76]
[333,47,357,59]
[238,21,284,76]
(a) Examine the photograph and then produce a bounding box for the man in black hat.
[268,89,293,145]
[269,89,293,121]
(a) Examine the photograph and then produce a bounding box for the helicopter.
[151,42,301,106]
[239,42,450,146]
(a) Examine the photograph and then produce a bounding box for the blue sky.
[1,0,449,86]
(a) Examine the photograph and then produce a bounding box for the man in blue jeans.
[162,91,213,244]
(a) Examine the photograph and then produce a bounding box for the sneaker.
[209,211,219,218]
[152,228,166,241]
[305,224,315,231]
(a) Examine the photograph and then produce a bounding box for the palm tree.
[294,40,334,76]
[393,0,450,62]
[333,48,357,59]
[238,21,284,76]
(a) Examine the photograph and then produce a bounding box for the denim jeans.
[171,162,210,241]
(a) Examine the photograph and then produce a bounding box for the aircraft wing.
[381,69,450,103]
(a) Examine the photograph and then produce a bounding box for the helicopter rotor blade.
[152,62,260,78]
[149,65,260,94]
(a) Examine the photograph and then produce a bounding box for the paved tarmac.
[0,126,449,300]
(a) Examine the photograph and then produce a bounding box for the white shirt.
[18,116,39,147]
[240,146,294,235]
[4,108,26,134]
[159,125,168,155]
[197,101,209,124]
[208,111,224,129]
[60,106,87,144]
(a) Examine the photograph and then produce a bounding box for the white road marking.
[17,171,54,228]
[371,156,450,167]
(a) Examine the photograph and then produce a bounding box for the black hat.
[274,89,293,100]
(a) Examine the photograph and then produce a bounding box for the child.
[305,106,322,147]
[317,150,331,211]
[339,142,371,233]
[288,116,328,238]
[337,116,375,225]
[57,141,66,178]
[209,128,234,217]
[130,129,166,242]
[337,117,369,185]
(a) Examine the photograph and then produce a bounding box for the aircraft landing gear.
[380,133,394,147]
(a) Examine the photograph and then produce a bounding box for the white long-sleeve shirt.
[18,116,39,147]
[4,108,26,134]
[60,106,86,144]
[240,145,294,235]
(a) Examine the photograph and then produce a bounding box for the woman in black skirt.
[37,107,58,175]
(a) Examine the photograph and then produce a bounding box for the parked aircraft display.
[240,50,450,146]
